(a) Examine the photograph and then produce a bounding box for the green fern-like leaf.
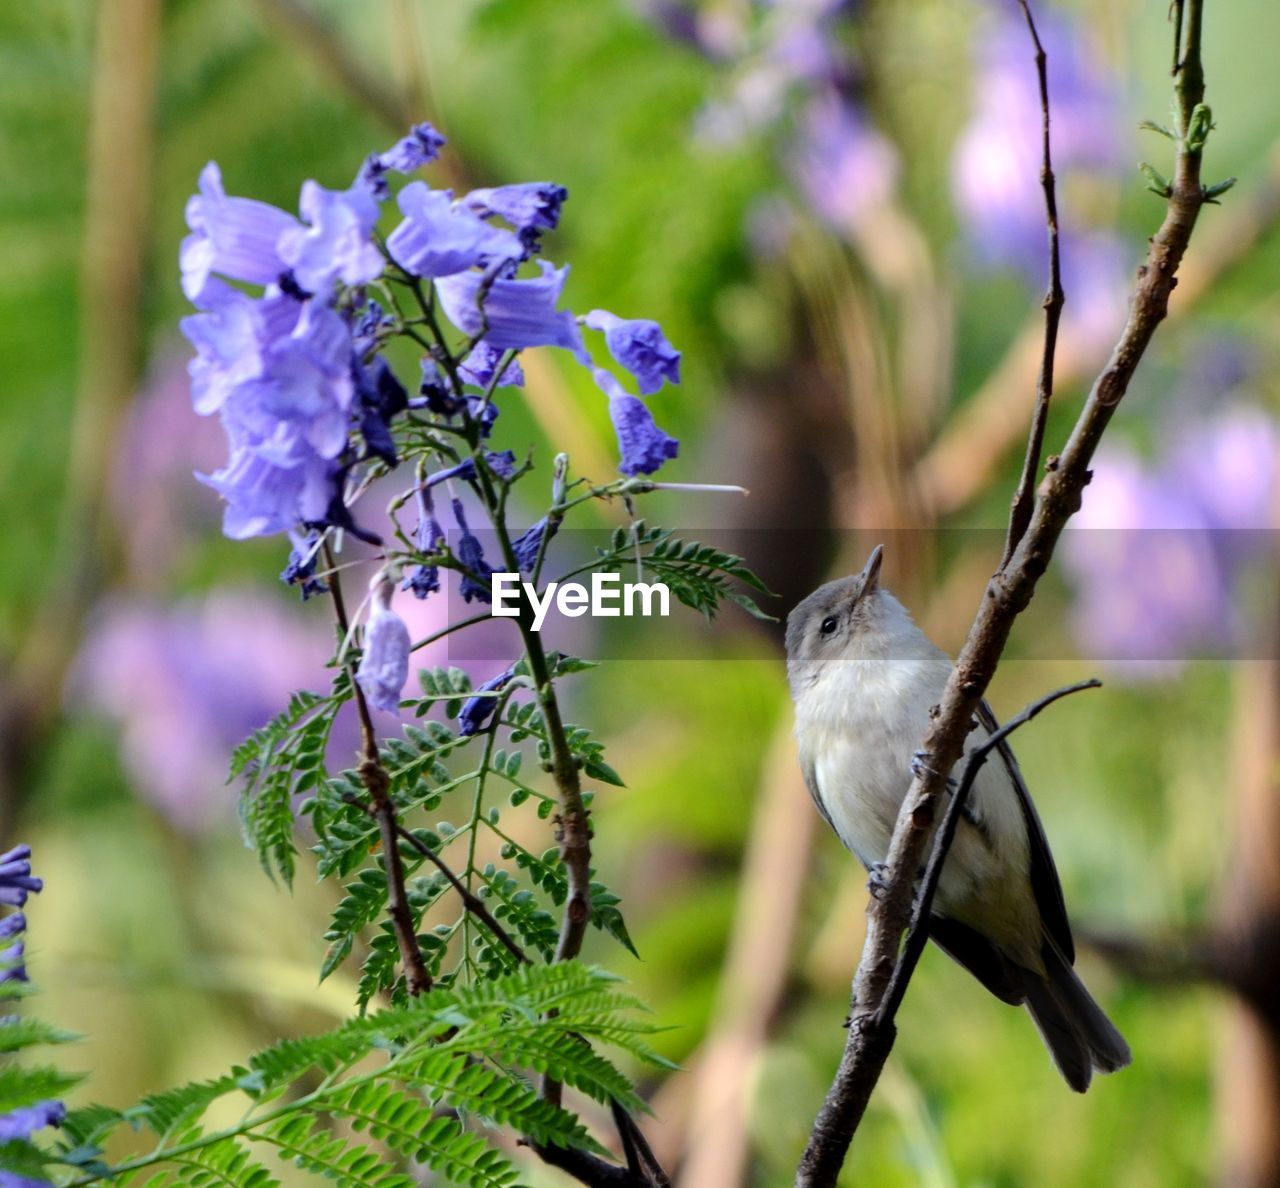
[174,1136,279,1188]
[323,1083,522,1188]
[0,1016,81,1053]
[262,1113,417,1188]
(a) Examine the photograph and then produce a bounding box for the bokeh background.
[3,0,1280,1184]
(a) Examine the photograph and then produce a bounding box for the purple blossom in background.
[278,181,383,294]
[1062,407,1278,674]
[386,183,523,278]
[584,310,682,395]
[181,162,299,304]
[73,592,335,831]
[458,664,518,736]
[436,262,588,359]
[357,585,412,713]
[459,342,525,389]
[593,368,679,476]
[952,7,1129,345]
[0,1101,66,1143]
[0,848,41,909]
[787,93,899,234]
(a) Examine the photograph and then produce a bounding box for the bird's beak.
[860,544,884,591]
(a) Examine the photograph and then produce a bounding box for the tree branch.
[797,4,1215,1182]
[325,545,433,997]
[1002,0,1064,568]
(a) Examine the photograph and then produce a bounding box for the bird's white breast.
[795,647,1036,949]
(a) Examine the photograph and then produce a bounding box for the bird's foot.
[867,862,891,900]
[911,748,958,790]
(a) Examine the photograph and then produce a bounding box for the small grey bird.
[786,545,1130,1091]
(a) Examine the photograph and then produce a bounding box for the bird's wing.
[976,699,1075,963]
[799,753,839,838]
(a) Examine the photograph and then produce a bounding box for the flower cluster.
[0,846,65,1163]
[180,122,684,564]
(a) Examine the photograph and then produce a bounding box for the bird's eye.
[819,615,839,637]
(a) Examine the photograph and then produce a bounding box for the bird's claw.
[867,862,891,900]
[911,748,958,790]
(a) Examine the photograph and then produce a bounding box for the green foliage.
[589,523,775,622]
[232,689,336,886]
[37,963,662,1188]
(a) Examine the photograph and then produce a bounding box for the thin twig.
[390,814,531,966]
[797,3,1215,1181]
[877,679,1101,1026]
[324,545,433,997]
[1002,0,1064,570]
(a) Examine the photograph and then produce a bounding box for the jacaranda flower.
[0,1101,66,1143]
[0,848,41,909]
[353,355,409,467]
[436,261,587,359]
[357,583,412,713]
[181,162,299,304]
[280,530,327,599]
[358,122,448,200]
[457,664,517,736]
[277,181,384,295]
[197,447,340,540]
[459,342,525,390]
[512,516,558,574]
[593,369,679,476]
[461,182,568,250]
[403,486,445,600]
[452,498,494,604]
[386,183,522,279]
[584,310,681,395]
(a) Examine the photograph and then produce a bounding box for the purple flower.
[197,448,340,540]
[277,181,384,294]
[357,123,448,200]
[0,848,41,909]
[461,182,568,249]
[378,123,447,175]
[457,664,517,736]
[418,359,464,417]
[386,183,522,279]
[0,915,26,941]
[403,486,445,600]
[512,516,558,573]
[436,261,588,359]
[353,355,409,467]
[0,1101,66,1143]
[0,1174,54,1188]
[357,584,412,713]
[452,498,494,604]
[280,530,327,599]
[181,288,291,416]
[181,163,299,304]
[593,369,679,476]
[221,302,356,465]
[459,342,525,389]
[584,310,681,395]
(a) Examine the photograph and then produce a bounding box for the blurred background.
[3,0,1279,1184]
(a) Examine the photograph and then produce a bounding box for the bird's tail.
[1023,941,1131,1093]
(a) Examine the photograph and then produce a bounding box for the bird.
[785,544,1131,1091]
